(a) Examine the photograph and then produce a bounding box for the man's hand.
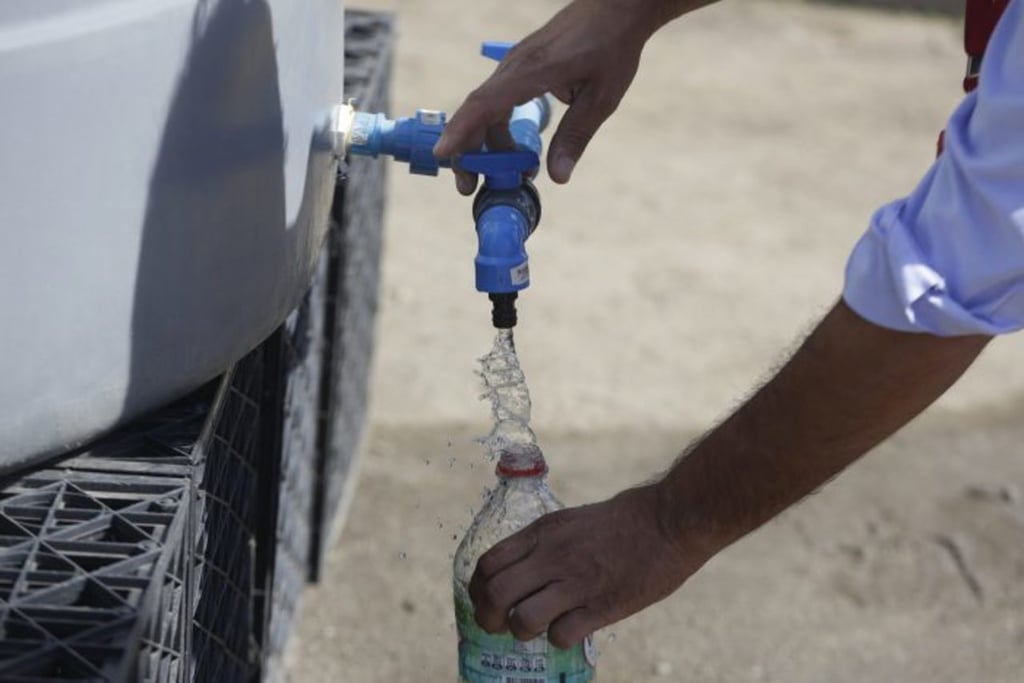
[468,301,990,647]
[434,0,678,194]
[468,484,709,649]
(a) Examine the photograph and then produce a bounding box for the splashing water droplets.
[451,331,595,679]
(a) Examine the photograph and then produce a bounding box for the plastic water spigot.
[338,41,548,176]
[460,150,539,191]
[333,39,552,329]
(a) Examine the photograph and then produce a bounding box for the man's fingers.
[472,526,536,585]
[454,166,477,196]
[507,582,580,642]
[547,606,598,650]
[547,85,617,184]
[485,122,517,153]
[470,562,547,634]
[551,82,582,106]
[486,121,536,180]
[435,73,543,160]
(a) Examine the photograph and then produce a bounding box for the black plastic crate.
[0,389,212,683]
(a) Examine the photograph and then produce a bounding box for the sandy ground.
[288,2,1024,681]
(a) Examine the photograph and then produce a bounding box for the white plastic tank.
[0,0,346,472]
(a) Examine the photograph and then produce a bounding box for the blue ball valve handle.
[481,41,515,62]
[459,150,540,191]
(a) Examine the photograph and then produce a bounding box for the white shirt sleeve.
[843,2,1024,336]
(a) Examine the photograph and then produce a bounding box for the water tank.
[0,0,346,472]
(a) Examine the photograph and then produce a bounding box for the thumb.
[547,86,614,184]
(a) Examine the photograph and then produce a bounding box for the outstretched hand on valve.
[434,0,681,195]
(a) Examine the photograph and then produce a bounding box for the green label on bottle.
[456,595,595,683]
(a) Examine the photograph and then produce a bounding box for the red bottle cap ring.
[496,459,548,478]
[495,446,547,478]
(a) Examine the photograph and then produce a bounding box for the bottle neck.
[496,445,547,479]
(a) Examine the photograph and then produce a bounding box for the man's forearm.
[644,0,721,29]
[611,0,720,35]
[660,300,990,557]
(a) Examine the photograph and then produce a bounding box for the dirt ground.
[288,2,1024,681]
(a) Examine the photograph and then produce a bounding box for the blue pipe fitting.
[463,153,542,298]
[349,109,449,176]
[476,205,531,292]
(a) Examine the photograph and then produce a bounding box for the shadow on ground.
[289,401,1024,683]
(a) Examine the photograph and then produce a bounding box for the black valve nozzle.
[490,293,518,329]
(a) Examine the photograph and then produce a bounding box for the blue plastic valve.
[460,151,539,191]
[342,39,551,324]
[475,204,532,294]
[346,41,550,176]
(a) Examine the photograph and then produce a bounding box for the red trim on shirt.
[966,0,1010,59]
[964,0,1010,92]
[940,1,1010,154]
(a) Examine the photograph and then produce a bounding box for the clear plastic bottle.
[453,444,597,682]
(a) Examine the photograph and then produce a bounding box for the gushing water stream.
[477,328,538,464]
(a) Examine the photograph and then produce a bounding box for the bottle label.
[456,596,595,683]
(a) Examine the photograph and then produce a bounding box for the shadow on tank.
[126,0,335,421]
